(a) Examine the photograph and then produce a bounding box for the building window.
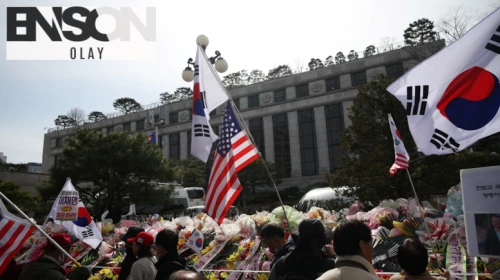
[386,62,404,79]
[158,135,164,149]
[298,109,318,176]
[169,134,180,161]
[55,138,63,148]
[325,76,340,91]
[154,115,160,124]
[274,89,286,102]
[296,84,309,98]
[54,154,62,168]
[325,103,345,172]
[249,118,265,159]
[123,122,131,132]
[351,71,367,86]
[273,114,291,178]
[170,112,178,124]
[136,120,145,131]
[234,98,240,110]
[107,126,114,134]
[248,94,260,108]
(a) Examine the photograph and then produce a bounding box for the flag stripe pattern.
[388,114,410,175]
[0,199,35,275]
[205,101,259,224]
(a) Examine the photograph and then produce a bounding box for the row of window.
[163,103,345,177]
[243,63,404,109]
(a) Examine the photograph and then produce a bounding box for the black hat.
[120,226,145,242]
[298,219,333,245]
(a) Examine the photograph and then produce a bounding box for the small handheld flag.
[187,228,204,255]
[148,132,156,144]
[388,114,410,175]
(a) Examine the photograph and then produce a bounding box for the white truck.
[156,182,206,209]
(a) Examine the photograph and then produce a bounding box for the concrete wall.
[0,171,50,195]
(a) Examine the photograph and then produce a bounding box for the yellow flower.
[178,239,185,246]
[226,262,236,270]
[220,272,229,278]
[257,273,268,280]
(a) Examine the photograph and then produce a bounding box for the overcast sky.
[0,0,498,164]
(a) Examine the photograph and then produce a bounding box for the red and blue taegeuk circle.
[437,66,500,131]
[72,207,93,227]
[195,238,203,248]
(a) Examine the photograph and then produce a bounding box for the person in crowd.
[390,238,450,280]
[0,259,23,280]
[18,233,73,280]
[118,226,145,280]
[317,220,380,280]
[68,267,92,280]
[127,231,157,280]
[260,223,296,268]
[169,270,204,280]
[155,229,187,280]
[485,214,500,255]
[269,219,335,280]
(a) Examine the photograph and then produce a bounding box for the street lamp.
[182,35,228,82]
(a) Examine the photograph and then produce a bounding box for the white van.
[173,187,206,208]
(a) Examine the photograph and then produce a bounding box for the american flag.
[0,196,35,275]
[205,101,259,224]
[388,114,410,175]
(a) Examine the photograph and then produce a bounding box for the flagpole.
[155,126,159,146]
[199,47,294,235]
[0,192,81,267]
[405,169,442,268]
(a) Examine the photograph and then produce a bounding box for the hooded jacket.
[18,256,66,280]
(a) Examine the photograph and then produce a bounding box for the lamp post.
[181,35,228,82]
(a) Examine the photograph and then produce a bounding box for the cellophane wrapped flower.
[348,201,365,215]
[206,271,229,280]
[237,215,256,239]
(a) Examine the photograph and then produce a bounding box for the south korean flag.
[387,8,500,155]
[191,45,229,162]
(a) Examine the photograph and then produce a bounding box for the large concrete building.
[42,41,444,188]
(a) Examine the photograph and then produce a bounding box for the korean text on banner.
[55,190,79,221]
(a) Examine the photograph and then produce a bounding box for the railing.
[46,101,164,133]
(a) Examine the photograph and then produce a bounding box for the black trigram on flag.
[430,129,460,152]
[200,91,208,109]
[194,124,210,137]
[194,64,200,76]
[485,26,500,54]
[406,85,429,115]
[81,226,95,238]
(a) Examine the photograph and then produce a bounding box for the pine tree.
[404,18,438,46]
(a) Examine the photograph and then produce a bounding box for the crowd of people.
[1,218,456,280]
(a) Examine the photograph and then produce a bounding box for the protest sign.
[55,190,79,221]
[461,165,500,257]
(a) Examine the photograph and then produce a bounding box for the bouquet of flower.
[226,239,255,269]
[89,267,119,280]
[250,211,272,234]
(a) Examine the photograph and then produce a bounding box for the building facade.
[41,41,444,188]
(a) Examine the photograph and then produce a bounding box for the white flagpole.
[405,169,442,268]
[0,192,81,267]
